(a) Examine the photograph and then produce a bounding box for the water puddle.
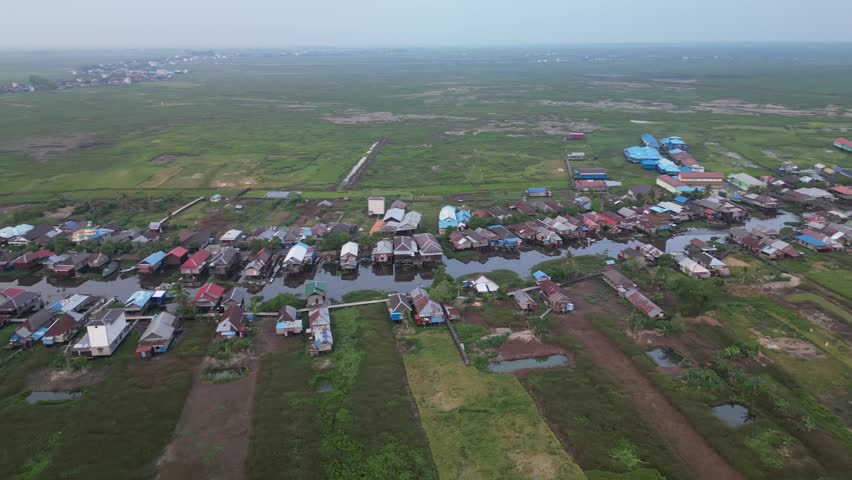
[26,391,82,404]
[317,383,334,393]
[711,403,754,427]
[646,347,686,367]
[488,354,570,373]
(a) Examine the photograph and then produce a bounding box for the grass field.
[246,302,437,480]
[0,320,212,480]
[1,47,851,204]
[402,328,586,480]
[525,353,691,479]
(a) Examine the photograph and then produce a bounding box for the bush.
[455,323,487,344]
[608,439,644,470]
[475,334,508,350]
[207,336,253,361]
[258,293,305,312]
[746,430,792,469]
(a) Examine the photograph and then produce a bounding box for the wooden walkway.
[295,298,388,313]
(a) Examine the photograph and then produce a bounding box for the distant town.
[0,51,226,94]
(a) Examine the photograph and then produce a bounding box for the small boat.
[119,266,136,274]
[102,262,119,277]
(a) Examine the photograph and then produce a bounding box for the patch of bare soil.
[630,328,718,365]
[0,132,101,162]
[46,205,76,220]
[795,306,852,347]
[536,99,684,114]
[684,313,723,328]
[757,336,824,360]
[761,273,801,290]
[158,318,293,480]
[498,330,568,361]
[696,99,852,117]
[721,256,752,268]
[151,153,188,165]
[28,367,107,391]
[323,111,476,124]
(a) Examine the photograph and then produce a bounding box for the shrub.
[608,439,644,470]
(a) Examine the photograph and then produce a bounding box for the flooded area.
[0,210,801,302]
[711,403,754,427]
[26,391,82,404]
[488,354,570,373]
[646,347,686,367]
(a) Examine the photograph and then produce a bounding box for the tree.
[320,232,351,252]
[530,315,551,337]
[170,283,196,320]
[28,74,55,90]
[590,198,602,212]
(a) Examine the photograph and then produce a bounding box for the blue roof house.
[656,159,680,175]
[661,136,688,152]
[625,146,663,163]
[438,205,459,232]
[641,134,661,149]
[124,290,155,314]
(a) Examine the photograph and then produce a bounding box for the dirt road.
[555,285,745,480]
[158,317,293,480]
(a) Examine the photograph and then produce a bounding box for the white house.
[72,309,132,357]
[470,275,499,294]
[368,196,386,216]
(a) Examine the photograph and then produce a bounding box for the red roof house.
[193,282,225,310]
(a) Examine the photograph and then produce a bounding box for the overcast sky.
[3,0,852,49]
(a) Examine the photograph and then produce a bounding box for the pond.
[317,383,334,393]
[26,391,82,404]
[711,403,754,427]
[744,210,799,232]
[488,354,570,373]
[646,347,686,367]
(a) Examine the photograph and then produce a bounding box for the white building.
[72,309,132,357]
[368,196,386,216]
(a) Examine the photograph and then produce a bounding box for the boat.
[119,266,136,274]
[102,262,119,277]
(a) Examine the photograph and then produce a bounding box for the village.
[1,133,849,356]
[1,127,850,480]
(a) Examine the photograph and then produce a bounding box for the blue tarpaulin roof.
[533,270,550,280]
[795,235,827,247]
[641,134,660,149]
[142,251,166,265]
[527,188,548,193]
[625,146,663,162]
[125,290,155,308]
[673,196,689,203]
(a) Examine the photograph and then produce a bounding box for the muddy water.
[488,354,570,373]
[712,404,753,427]
[646,347,686,367]
[26,391,82,404]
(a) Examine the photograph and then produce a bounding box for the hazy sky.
[3,0,852,48]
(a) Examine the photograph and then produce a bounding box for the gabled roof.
[305,281,327,298]
[167,246,189,258]
[181,249,211,269]
[89,309,124,326]
[140,250,166,265]
[194,283,225,304]
[216,306,245,333]
[387,293,412,313]
[371,239,394,255]
[125,290,155,309]
[140,312,176,341]
[340,241,358,258]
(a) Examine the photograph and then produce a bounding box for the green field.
[247,303,437,480]
[2,48,851,204]
[0,320,212,480]
[402,328,586,480]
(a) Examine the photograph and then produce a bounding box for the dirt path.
[157,317,288,480]
[555,311,744,480]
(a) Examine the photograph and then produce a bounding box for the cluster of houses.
[369,199,422,235]
[1,52,225,95]
[370,233,443,267]
[600,269,666,319]
[507,272,574,314]
[385,287,454,325]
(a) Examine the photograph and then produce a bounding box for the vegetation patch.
[403,329,585,480]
